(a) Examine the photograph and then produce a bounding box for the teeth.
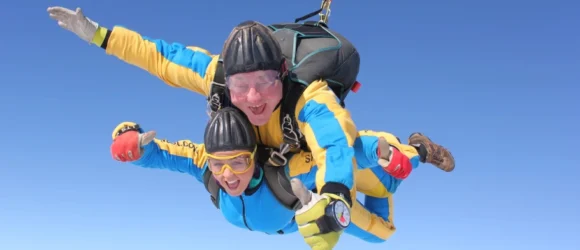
[227,180,238,184]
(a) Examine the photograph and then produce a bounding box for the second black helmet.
[204,107,256,154]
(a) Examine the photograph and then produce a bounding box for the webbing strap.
[203,169,220,209]
[279,83,309,152]
[207,60,226,115]
[260,145,302,211]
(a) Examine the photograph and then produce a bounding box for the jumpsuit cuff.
[91,26,112,49]
[321,182,353,207]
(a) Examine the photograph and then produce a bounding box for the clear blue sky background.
[0,0,578,249]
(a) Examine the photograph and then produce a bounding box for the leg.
[345,196,396,243]
[354,129,455,177]
[346,166,405,243]
[408,132,455,172]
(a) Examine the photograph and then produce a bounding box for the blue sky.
[1,0,579,249]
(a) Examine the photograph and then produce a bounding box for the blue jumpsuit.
[118,123,420,242]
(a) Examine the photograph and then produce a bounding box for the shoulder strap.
[207,60,227,116]
[262,164,302,211]
[279,83,309,152]
[256,146,303,211]
[203,168,221,209]
[258,83,309,208]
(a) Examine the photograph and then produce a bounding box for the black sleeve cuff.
[320,182,352,207]
[100,29,112,50]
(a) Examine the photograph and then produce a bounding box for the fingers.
[113,150,136,162]
[139,131,156,146]
[291,178,312,205]
[57,21,68,30]
[47,7,72,24]
[113,151,129,162]
[47,6,80,22]
[47,6,74,16]
[75,7,85,18]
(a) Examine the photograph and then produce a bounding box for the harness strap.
[203,169,220,209]
[207,60,226,115]
[279,84,310,152]
[257,146,303,211]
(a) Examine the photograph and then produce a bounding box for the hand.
[291,179,349,250]
[110,122,156,162]
[377,136,412,179]
[47,6,99,43]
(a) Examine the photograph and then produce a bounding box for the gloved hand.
[110,122,156,162]
[377,136,412,179]
[47,6,99,43]
[291,179,350,250]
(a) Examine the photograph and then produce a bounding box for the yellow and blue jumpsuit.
[94,26,424,242]
[92,25,359,202]
[112,123,420,242]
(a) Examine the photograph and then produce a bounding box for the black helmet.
[221,20,285,77]
[204,107,256,154]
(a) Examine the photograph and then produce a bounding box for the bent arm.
[133,139,209,182]
[91,26,218,96]
[295,80,357,205]
[286,152,318,190]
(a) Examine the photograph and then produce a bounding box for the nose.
[221,168,236,179]
[246,88,262,103]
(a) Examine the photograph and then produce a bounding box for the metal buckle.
[268,150,288,166]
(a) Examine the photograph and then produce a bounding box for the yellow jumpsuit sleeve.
[91,26,219,96]
[293,80,358,204]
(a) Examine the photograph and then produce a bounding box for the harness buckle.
[268,150,288,167]
[267,143,292,167]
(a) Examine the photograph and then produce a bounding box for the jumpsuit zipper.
[240,196,252,231]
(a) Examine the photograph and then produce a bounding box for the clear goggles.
[225,71,281,95]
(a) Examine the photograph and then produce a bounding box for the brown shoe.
[408,133,455,172]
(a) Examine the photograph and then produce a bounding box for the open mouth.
[248,104,266,115]
[226,180,240,190]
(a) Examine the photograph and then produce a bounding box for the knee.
[369,167,402,194]
[345,223,393,244]
[361,235,388,244]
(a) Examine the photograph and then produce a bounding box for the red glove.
[377,137,413,180]
[111,130,142,162]
[110,122,155,162]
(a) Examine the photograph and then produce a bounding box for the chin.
[249,116,270,126]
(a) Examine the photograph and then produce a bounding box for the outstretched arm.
[91,26,218,96]
[135,139,209,182]
[47,6,217,96]
[111,122,209,182]
[294,80,357,206]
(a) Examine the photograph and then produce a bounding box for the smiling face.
[226,70,284,126]
[207,149,255,197]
